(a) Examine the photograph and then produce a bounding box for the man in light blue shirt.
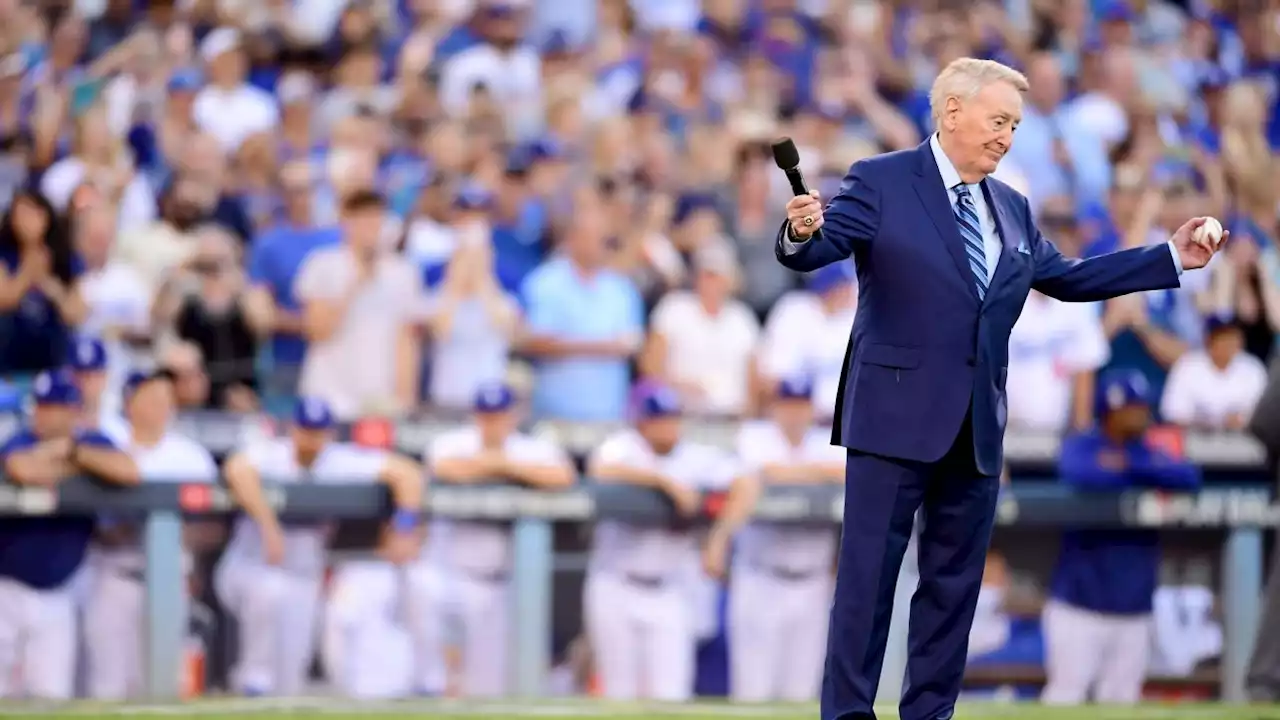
[520,190,643,421]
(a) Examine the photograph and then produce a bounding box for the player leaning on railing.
[0,369,139,700]
[212,397,424,696]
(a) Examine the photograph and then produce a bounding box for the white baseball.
[1193,217,1224,249]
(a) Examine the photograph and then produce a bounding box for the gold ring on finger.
[803,215,814,226]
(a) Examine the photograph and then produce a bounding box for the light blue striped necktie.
[952,184,988,300]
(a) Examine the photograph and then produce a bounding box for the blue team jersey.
[0,427,119,590]
[1049,431,1201,615]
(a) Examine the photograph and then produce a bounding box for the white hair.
[929,58,1029,122]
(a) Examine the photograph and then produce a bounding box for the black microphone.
[770,137,810,197]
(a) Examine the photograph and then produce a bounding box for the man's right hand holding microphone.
[786,189,826,240]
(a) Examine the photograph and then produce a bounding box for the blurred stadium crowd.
[0,0,1276,707]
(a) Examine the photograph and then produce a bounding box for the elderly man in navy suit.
[776,58,1224,720]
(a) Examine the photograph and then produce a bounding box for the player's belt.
[114,567,146,582]
[758,566,821,582]
[623,573,666,589]
[462,568,508,583]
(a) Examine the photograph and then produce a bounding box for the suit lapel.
[981,180,1021,307]
[912,144,980,305]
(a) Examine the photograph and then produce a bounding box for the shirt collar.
[930,133,966,191]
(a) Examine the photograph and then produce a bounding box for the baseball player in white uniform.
[583,384,747,701]
[406,381,574,698]
[84,368,219,699]
[322,558,419,699]
[716,375,843,701]
[213,397,423,696]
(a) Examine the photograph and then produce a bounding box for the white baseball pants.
[83,567,147,699]
[214,561,322,695]
[1041,598,1151,705]
[402,561,450,695]
[0,577,76,700]
[323,561,414,698]
[729,567,832,701]
[433,571,509,698]
[583,573,695,702]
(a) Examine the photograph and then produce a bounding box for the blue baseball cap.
[777,374,814,400]
[806,261,856,294]
[1098,0,1135,23]
[294,397,335,430]
[453,183,495,212]
[542,29,574,56]
[1199,65,1231,91]
[1205,312,1239,335]
[167,67,204,92]
[474,382,516,413]
[70,337,107,372]
[1096,370,1151,416]
[673,193,718,225]
[123,367,176,397]
[32,369,82,406]
[480,0,523,17]
[635,384,682,420]
[527,137,565,162]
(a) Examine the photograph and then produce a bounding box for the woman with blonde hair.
[40,103,156,231]
[1202,80,1280,361]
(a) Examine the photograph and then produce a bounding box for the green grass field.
[4,698,1280,720]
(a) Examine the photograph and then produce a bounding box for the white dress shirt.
[782,134,1184,276]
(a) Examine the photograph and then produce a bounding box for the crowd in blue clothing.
[0,0,1273,419]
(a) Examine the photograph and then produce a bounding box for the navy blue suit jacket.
[775,141,1181,476]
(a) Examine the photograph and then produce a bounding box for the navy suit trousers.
[822,413,1001,720]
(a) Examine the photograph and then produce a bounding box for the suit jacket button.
[966,356,976,366]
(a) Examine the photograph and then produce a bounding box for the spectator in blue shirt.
[520,185,643,422]
[0,190,87,376]
[1042,369,1200,706]
[247,159,340,402]
[0,368,138,700]
[491,148,550,287]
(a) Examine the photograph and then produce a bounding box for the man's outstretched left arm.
[1032,212,1226,303]
[1030,229,1183,303]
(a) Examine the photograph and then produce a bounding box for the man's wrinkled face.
[944,81,1022,177]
